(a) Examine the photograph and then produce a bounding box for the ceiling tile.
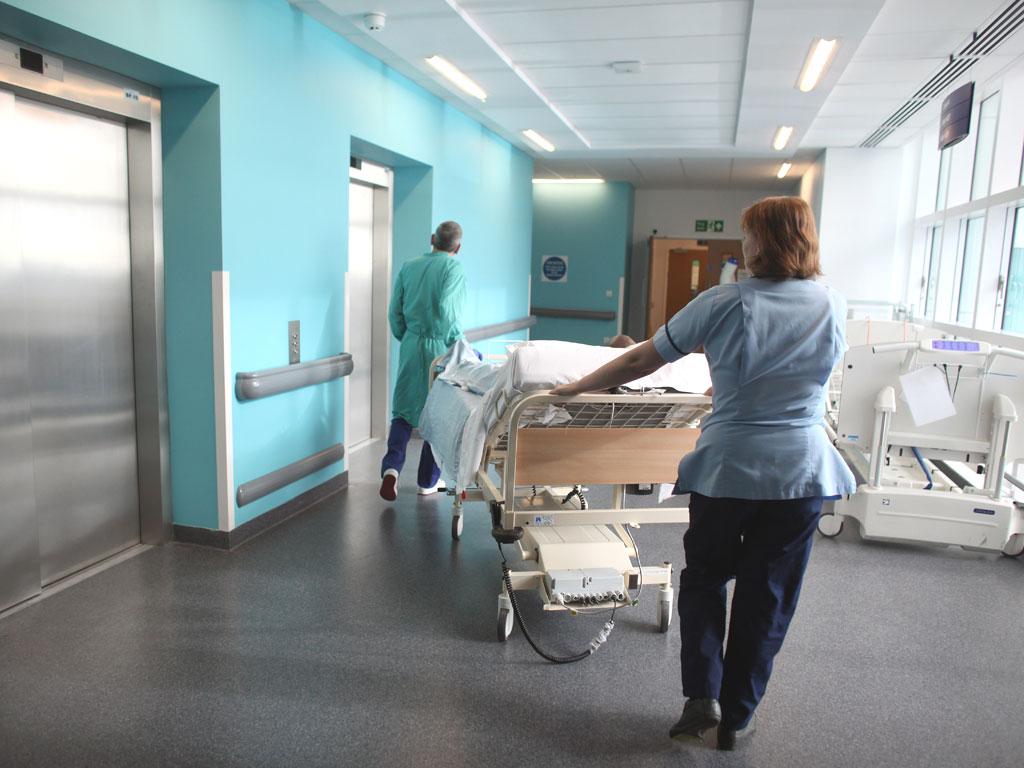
[526,62,744,89]
[468,2,752,44]
[502,35,748,68]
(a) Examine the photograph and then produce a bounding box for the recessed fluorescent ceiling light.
[532,178,605,184]
[777,162,792,179]
[425,55,487,101]
[773,125,794,151]
[444,0,591,148]
[798,38,838,92]
[522,129,555,152]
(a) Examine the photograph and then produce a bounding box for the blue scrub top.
[653,278,856,501]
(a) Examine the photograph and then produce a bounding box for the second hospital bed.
[421,340,712,643]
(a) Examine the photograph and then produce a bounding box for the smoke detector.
[611,60,645,74]
[363,11,386,32]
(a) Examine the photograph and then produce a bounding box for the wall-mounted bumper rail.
[236,443,345,507]
[235,353,353,401]
[464,316,537,343]
[530,307,616,321]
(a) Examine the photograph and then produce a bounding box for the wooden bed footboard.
[513,427,701,486]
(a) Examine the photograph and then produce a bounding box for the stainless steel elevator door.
[0,90,41,611]
[14,96,141,585]
[348,182,375,448]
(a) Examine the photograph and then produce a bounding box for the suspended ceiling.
[291,0,1024,189]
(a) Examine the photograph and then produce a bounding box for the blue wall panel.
[531,182,634,345]
[3,0,533,528]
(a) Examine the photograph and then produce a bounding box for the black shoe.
[717,715,756,751]
[669,698,721,742]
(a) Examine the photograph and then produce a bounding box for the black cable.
[952,365,963,400]
[499,544,593,664]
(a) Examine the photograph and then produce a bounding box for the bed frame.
[444,384,711,641]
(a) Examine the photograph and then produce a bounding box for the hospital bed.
[422,340,711,645]
[823,336,1024,556]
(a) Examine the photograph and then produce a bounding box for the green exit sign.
[695,219,724,233]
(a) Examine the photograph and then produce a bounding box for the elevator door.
[0,91,140,605]
[347,182,375,448]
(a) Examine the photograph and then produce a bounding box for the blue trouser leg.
[678,493,746,700]
[417,442,441,489]
[678,494,821,729]
[381,418,413,477]
[718,496,821,729]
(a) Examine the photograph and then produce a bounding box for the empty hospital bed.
[421,340,711,647]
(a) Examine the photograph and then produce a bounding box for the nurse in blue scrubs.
[551,196,855,751]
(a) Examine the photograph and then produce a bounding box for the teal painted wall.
[531,182,634,345]
[2,0,533,529]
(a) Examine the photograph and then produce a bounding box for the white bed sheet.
[420,339,712,492]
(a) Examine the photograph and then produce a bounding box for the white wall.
[625,186,785,336]
[799,152,825,228]
[632,187,787,242]
[817,148,904,303]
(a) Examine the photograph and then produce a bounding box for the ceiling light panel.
[425,55,487,101]
[522,129,555,152]
[777,162,792,179]
[772,125,794,151]
[797,38,838,92]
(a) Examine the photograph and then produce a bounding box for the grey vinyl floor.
[2,440,1023,768]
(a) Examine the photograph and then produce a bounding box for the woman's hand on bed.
[550,382,582,397]
[550,340,665,397]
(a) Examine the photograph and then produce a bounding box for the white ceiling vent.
[610,61,645,74]
[861,0,1024,147]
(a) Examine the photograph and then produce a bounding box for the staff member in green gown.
[379,221,466,502]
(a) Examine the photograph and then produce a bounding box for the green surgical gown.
[389,251,466,426]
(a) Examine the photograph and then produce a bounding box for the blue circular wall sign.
[542,256,568,282]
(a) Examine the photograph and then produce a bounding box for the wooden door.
[666,248,710,318]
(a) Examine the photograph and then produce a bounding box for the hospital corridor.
[1,1,1023,767]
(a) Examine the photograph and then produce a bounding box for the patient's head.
[608,335,636,348]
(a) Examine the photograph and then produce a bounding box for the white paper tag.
[898,366,956,426]
[657,483,675,504]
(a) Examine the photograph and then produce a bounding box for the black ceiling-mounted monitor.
[939,82,974,150]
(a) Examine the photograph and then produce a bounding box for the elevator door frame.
[346,161,393,452]
[0,42,172,569]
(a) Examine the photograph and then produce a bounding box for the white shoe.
[417,482,445,496]
[379,469,399,502]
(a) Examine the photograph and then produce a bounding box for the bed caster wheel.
[451,515,463,540]
[817,514,843,538]
[656,600,672,633]
[1002,534,1024,557]
[497,607,514,642]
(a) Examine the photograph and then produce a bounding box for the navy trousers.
[380,418,441,489]
[678,493,822,729]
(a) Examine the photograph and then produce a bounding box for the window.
[924,225,944,318]
[936,148,951,211]
[971,93,1000,200]
[1003,208,1024,332]
[956,218,984,325]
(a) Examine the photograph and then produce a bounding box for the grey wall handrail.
[236,443,344,507]
[464,315,537,343]
[235,353,353,401]
[531,307,616,321]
